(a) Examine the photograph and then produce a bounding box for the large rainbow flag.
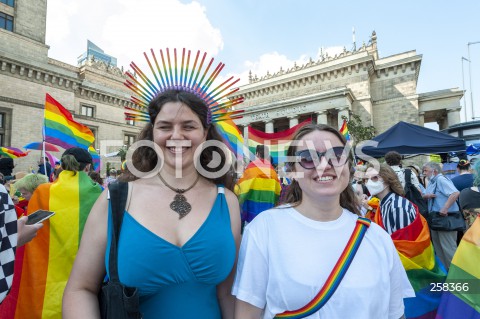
[248,119,311,165]
[436,216,480,319]
[44,94,95,150]
[0,170,102,319]
[368,202,447,319]
[216,118,244,159]
[0,146,29,158]
[235,159,281,223]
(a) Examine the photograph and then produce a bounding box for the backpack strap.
[275,217,371,319]
[107,182,129,282]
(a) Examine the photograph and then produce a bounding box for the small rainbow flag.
[215,118,244,159]
[247,119,311,165]
[44,94,95,150]
[368,202,447,319]
[339,119,350,141]
[0,146,29,158]
[436,216,480,319]
[235,159,281,223]
[0,170,103,318]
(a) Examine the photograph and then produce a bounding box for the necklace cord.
[158,173,200,194]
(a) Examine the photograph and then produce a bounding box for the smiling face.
[292,130,350,201]
[153,101,208,171]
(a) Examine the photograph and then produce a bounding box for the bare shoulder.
[223,187,240,205]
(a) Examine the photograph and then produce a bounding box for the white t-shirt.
[233,206,414,319]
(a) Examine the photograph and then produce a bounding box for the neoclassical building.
[0,1,464,175]
[0,0,141,173]
[232,31,463,138]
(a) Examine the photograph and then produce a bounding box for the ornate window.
[80,104,95,117]
[124,134,136,148]
[0,12,13,31]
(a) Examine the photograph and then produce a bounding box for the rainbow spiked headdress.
[124,48,244,125]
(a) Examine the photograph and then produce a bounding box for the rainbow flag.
[215,118,244,159]
[88,145,101,172]
[368,202,447,319]
[0,170,102,319]
[339,119,350,141]
[0,146,29,158]
[235,159,281,223]
[248,119,311,165]
[436,216,480,319]
[44,94,95,150]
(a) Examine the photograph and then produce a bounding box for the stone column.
[447,107,461,127]
[288,116,298,128]
[418,112,425,126]
[337,106,350,126]
[264,120,274,133]
[316,110,328,124]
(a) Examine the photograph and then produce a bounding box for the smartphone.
[26,210,55,225]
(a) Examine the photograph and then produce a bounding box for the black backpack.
[404,169,428,218]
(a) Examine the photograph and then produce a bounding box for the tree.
[342,114,375,144]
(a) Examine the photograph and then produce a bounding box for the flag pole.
[42,94,47,176]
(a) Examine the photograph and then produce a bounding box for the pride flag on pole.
[247,119,311,165]
[0,146,29,158]
[435,216,480,319]
[215,118,244,159]
[339,119,351,141]
[44,94,95,150]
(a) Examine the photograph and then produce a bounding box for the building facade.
[232,32,463,139]
[0,0,141,174]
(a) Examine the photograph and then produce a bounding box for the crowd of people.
[0,59,479,319]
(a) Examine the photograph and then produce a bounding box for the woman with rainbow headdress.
[233,123,413,319]
[63,48,243,319]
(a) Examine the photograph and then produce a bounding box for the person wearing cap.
[0,147,103,318]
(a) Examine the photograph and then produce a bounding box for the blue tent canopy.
[360,121,466,158]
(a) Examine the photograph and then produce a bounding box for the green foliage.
[342,114,375,144]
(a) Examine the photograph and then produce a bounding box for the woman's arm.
[62,190,109,319]
[217,188,242,319]
[234,299,263,319]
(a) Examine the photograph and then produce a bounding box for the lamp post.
[467,41,480,119]
[462,57,470,121]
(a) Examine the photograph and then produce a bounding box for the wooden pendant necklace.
[158,173,200,219]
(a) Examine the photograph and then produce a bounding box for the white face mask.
[366,179,386,196]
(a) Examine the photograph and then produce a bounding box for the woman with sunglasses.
[233,124,412,319]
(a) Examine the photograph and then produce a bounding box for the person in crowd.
[37,156,52,180]
[451,159,474,192]
[0,147,103,317]
[0,154,14,181]
[63,89,241,318]
[235,145,281,225]
[422,161,460,269]
[363,164,416,234]
[11,173,49,216]
[406,164,426,191]
[103,168,117,187]
[459,160,480,229]
[363,163,447,318]
[233,124,413,319]
[385,151,422,192]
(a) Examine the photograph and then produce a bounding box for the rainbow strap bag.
[275,217,371,319]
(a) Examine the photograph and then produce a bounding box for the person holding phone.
[0,147,103,317]
[233,124,412,319]
[64,49,242,319]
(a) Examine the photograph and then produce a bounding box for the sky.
[45,0,480,124]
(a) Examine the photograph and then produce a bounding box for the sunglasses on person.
[295,147,348,169]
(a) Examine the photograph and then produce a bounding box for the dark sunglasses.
[295,147,348,169]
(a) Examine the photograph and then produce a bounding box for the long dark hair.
[283,123,360,215]
[120,90,234,190]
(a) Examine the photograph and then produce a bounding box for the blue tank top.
[106,186,236,319]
